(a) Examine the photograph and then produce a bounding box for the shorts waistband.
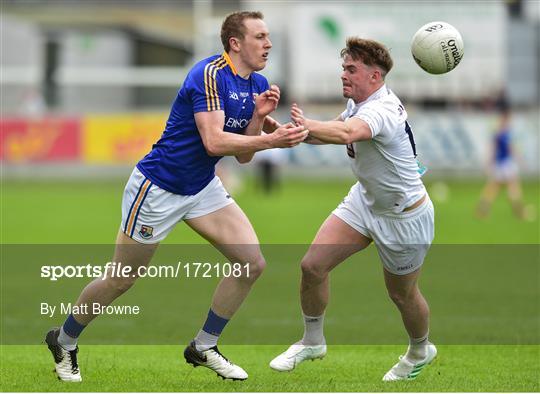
[382,194,432,220]
[403,194,426,212]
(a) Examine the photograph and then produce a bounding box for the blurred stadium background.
[1,2,539,391]
[1,0,538,181]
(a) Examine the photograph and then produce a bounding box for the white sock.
[194,330,219,351]
[405,333,429,362]
[301,313,325,346]
[57,326,78,351]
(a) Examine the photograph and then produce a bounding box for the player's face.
[238,18,272,72]
[341,55,377,103]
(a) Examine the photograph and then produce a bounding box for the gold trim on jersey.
[222,52,238,76]
[203,56,227,111]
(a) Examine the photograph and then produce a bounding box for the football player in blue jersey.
[46,11,307,382]
[476,109,528,220]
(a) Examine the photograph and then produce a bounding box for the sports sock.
[194,309,229,351]
[404,333,429,362]
[57,314,86,351]
[301,313,325,346]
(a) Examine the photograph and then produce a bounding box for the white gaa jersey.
[340,84,425,215]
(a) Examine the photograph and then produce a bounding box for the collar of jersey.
[355,83,388,107]
[222,52,238,76]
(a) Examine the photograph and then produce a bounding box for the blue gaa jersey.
[494,128,511,163]
[137,53,269,195]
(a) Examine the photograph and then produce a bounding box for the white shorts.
[492,159,518,182]
[121,167,235,243]
[333,182,435,275]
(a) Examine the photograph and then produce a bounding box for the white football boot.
[269,341,327,372]
[45,328,82,382]
[382,343,437,381]
[184,341,248,380]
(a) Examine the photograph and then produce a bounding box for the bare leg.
[476,180,501,218]
[185,203,265,319]
[301,214,371,317]
[381,267,437,380]
[182,203,262,379]
[268,214,371,371]
[72,231,159,325]
[47,230,158,382]
[506,178,526,219]
[383,268,429,340]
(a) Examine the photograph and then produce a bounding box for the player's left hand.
[290,102,306,128]
[255,84,280,117]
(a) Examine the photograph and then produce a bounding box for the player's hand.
[290,103,307,128]
[255,84,280,117]
[268,122,309,148]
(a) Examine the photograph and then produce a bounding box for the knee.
[301,257,327,283]
[107,276,138,294]
[243,254,266,282]
[387,288,414,309]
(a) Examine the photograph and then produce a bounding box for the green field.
[1,177,539,392]
[2,345,538,392]
[2,177,539,244]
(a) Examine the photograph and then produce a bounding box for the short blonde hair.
[221,11,264,52]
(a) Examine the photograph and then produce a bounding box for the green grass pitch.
[1,177,539,392]
[2,345,538,392]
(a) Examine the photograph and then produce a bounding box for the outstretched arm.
[303,135,327,145]
[302,115,344,145]
[291,103,372,145]
[196,111,272,156]
[195,110,308,157]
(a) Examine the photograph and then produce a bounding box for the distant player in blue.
[46,11,307,382]
[477,110,527,219]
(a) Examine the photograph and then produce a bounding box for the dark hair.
[221,11,264,52]
[340,37,393,77]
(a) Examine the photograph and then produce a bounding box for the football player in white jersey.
[270,37,437,381]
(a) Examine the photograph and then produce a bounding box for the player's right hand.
[268,123,308,148]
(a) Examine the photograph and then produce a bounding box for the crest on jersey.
[139,225,154,239]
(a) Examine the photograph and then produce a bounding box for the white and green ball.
[411,21,464,75]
